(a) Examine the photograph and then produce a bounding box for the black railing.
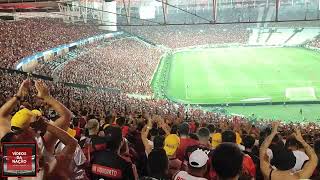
[0,67,121,93]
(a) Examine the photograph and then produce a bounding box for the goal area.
[285,87,317,101]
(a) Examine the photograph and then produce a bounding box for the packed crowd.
[0,18,104,68]
[46,38,164,95]
[1,16,320,180]
[34,44,94,78]
[124,24,250,49]
[1,72,320,180]
[32,24,251,95]
[309,36,320,48]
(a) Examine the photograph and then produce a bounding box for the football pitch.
[152,46,320,122]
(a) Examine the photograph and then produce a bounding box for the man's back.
[91,150,134,180]
[176,138,199,161]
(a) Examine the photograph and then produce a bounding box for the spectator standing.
[260,122,318,180]
[221,130,256,178]
[285,137,309,172]
[91,126,137,180]
[173,149,209,180]
[142,149,169,180]
[163,134,182,179]
[197,127,211,148]
[176,123,199,161]
[212,143,244,180]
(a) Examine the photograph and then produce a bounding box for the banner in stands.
[16,32,123,71]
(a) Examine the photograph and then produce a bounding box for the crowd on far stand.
[125,24,250,49]
[309,36,320,48]
[34,37,164,95]
[0,18,104,68]
[56,38,164,95]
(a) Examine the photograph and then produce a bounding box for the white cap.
[189,149,209,168]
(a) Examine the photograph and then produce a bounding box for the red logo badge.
[2,143,36,177]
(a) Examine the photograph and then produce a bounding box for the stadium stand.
[0,18,104,68]
[33,37,164,94]
[54,38,164,95]
[124,24,250,48]
[0,6,320,180]
[0,73,319,179]
[309,35,320,48]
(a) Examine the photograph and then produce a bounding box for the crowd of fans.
[34,43,96,78]
[1,71,320,180]
[32,24,251,95]
[309,36,320,48]
[124,24,250,49]
[35,38,164,95]
[0,18,104,68]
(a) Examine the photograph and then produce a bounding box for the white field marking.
[240,97,272,102]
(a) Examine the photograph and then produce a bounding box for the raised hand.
[293,127,304,143]
[271,121,280,133]
[35,80,50,99]
[153,115,163,123]
[17,79,31,97]
[142,111,151,121]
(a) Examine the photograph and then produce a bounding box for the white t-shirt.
[54,141,86,166]
[238,144,245,151]
[267,148,273,161]
[292,150,309,172]
[173,171,208,180]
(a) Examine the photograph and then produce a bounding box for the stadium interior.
[0,0,320,179]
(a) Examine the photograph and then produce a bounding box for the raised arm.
[141,114,153,155]
[35,81,72,130]
[154,115,170,136]
[35,81,72,153]
[0,80,30,139]
[0,80,30,119]
[259,121,279,177]
[34,120,77,178]
[295,128,318,179]
[46,122,77,157]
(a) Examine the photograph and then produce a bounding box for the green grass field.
[152,46,320,122]
[166,47,320,104]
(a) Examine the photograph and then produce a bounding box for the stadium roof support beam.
[212,0,217,23]
[161,0,167,24]
[154,0,212,23]
[122,0,131,25]
[318,0,320,19]
[275,0,279,21]
[63,2,162,25]
[84,0,88,23]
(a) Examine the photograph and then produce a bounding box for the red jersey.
[242,154,256,177]
[122,126,129,137]
[189,123,196,133]
[176,138,199,161]
[74,127,81,139]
